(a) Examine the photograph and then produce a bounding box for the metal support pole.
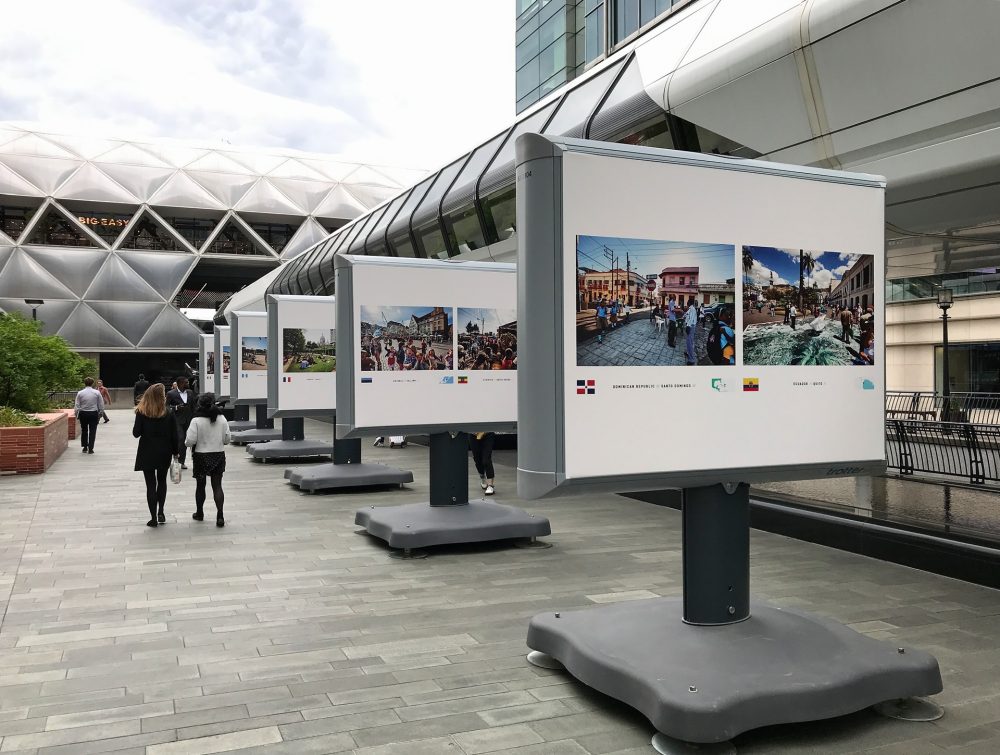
[282,417,304,441]
[254,403,274,429]
[332,416,361,465]
[682,483,750,626]
[429,431,469,507]
[941,309,951,400]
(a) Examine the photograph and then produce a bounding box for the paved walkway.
[1,411,999,753]
[577,318,712,367]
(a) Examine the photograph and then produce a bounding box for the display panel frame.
[335,255,517,439]
[198,333,214,396]
[266,294,338,419]
[229,310,268,405]
[212,325,231,400]
[516,134,888,499]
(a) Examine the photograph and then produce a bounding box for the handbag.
[170,456,182,484]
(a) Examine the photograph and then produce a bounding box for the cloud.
[747,259,787,286]
[0,0,515,169]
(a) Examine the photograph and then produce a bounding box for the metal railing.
[887,419,1000,485]
[886,391,1000,425]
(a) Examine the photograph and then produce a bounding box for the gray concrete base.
[228,420,256,432]
[246,439,332,461]
[284,462,413,492]
[355,500,552,550]
[526,597,942,744]
[230,428,283,445]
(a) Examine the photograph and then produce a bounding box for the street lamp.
[936,287,953,399]
[24,298,43,321]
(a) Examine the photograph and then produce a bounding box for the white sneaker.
[485,485,495,496]
[480,478,488,490]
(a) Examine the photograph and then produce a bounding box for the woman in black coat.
[133,383,179,528]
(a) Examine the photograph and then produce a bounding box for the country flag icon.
[361,376,373,384]
[742,378,759,392]
[577,379,596,395]
[457,375,469,384]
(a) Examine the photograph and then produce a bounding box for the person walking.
[683,297,699,365]
[471,431,496,496]
[185,393,231,527]
[788,303,798,330]
[666,296,678,347]
[840,307,853,343]
[74,377,104,454]
[133,383,179,528]
[167,376,197,470]
[133,373,150,405]
[96,379,112,423]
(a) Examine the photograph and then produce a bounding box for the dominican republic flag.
[576,379,595,395]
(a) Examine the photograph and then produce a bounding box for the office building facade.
[271,0,1000,395]
[0,124,421,383]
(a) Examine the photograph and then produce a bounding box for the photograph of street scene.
[576,235,737,367]
[360,305,453,371]
[206,351,215,374]
[282,328,336,372]
[457,308,517,370]
[241,336,268,371]
[742,247,876,366]
[221,345,231,374]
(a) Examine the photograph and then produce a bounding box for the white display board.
[516,135,886,498]
[198,333,214,396]
[335,255,517,438]
[266,294,337,418]
[213,325,231,400]
[229,311,268,405]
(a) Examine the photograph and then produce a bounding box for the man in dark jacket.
[133,373,150,405]
[166,376,197,469]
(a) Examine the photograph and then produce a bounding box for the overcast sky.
[0,0,514,172]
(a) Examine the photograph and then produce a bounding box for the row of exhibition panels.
[198,135,888,500]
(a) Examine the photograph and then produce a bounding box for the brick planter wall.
[59,408,77,440]
[0,412,69,475]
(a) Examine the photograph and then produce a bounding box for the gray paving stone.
[1,411,999,753]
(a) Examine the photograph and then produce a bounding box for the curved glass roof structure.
[0,124,422,351]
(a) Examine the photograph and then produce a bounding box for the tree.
[742,247,755,285]
[283,328,306,354]
[0,313,96,412]
[798,250,816,309]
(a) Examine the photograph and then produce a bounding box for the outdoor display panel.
[212,325,231,400]
[335,255,517,439]
[229,310,268,404]
[199,333,214,395]
[516,134,887,498]
[266,294,337,418]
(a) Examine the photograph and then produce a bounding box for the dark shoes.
[87,449,94,454]
[216,517,225,528]
[82,447,88,453]
[192,510,204,521]
[181,464,188,470]
[157,511,166,524]
[146,519,157,528]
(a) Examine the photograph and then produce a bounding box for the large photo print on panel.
[360,306,454,371]
[576,235,737,367]
[741,247,876,366]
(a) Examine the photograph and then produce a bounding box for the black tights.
[142,467,168,519]
[195,473,225,516]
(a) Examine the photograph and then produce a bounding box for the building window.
[24,207,99,248]
[160,215,221,250]
[934,342,1000,393]
[0,205,36,242]
[245,220,300,253]
[204,221,271,256]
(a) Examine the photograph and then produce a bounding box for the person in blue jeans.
[683,297,699,365]
[596,301,608,343]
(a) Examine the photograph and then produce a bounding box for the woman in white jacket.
[184,393,231,526]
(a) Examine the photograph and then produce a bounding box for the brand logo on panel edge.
[861,378,875,390]
[576,379,596,395]
[440,375,454,384]
[711,378,729,392]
